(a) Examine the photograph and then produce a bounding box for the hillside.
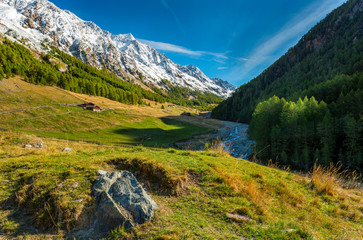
[0,77,221,146]
[0,37,223,110]
[212,0,362,122]
[0,78,362,239]
[0,1,362,239]
[0,0,236,98]
[212,0,363,172]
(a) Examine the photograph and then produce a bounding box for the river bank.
[220,121,255,159]
[174,120,255,159]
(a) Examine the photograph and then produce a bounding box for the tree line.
[211,0,362,172]
[249,95,362,172]
[212,0,362,123]
[0,38,221,109]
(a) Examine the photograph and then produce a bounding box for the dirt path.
[0,104,78,115]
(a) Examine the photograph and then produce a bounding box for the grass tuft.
[311,164,342,195]
[252,172,264,179]
[204,138,229,156]
[109,157,188,196]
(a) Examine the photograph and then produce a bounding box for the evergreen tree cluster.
[212,0,363,123]
[0,38,164,104]
[249,96,362,172]
[211,0,362,172]
[0,38,220,109]
[155,80,222,110]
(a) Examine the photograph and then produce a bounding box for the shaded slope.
[212,0,363,123]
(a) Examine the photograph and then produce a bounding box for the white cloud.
[138,38,229,60]
[218,67,228,70]
[236,57,250,62]
[226,0,347,83]
[139,39,201,56]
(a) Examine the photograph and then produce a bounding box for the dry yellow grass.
[204,138,229,155]
[0,77,223,136]
[311,164,342,195]
[0,77,79,111]
[63,87,188,118]
[2,78,362,239]
[1,130,363,239]
[0,130,115,158]
[0,77,170,117]
[245,181,259,199]
[217,170,245,193]
[213,164,269,213]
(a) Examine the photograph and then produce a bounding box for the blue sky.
[51,0,346,86]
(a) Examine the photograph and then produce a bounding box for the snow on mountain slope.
[0,0,236,98]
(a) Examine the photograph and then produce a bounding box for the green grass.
[0,77,214,148]
[1,106,209,147]
[0,78,362,239]
[23,115,208,146]
[0,133,362,239]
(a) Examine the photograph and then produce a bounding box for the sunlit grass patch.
[0,132,362,239]
[311,164,342,195]
[204,138,230,156]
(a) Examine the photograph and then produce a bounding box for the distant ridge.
[0,0,236,98]
[212,0,362,121]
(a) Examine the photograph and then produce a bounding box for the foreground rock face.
[92,170,158,233]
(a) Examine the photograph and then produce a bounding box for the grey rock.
[92,170,158,233]
[62,147,72,152]
[35,142,43,148]
[71,182,79,190]
[23,142,44,149]
[98,169,108,175]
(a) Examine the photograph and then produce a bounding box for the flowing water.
[173,120,255,159]
[220,121,255,159]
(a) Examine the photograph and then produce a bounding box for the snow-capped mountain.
[212,78,236,93]
[0,0,236,98]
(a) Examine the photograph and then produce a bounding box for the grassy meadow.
[0,77,213,147]
[0,77,362,239]
[0,132,362,239]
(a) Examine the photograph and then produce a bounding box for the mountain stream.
[174,120,255,159]
[220,121,255,159]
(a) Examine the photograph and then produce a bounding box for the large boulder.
[91,170,158,233]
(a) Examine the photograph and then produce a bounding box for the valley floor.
[0,78,362,239]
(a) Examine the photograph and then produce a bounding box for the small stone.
[24,144,33,148]
[72,182,79,190]
[227,212,252,222]
[35,142,44,148]
[98,169,108,175]
[62,147,72,152]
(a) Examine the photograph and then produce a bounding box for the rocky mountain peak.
[0,0,236,98]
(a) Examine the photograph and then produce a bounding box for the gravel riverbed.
[174,120,255,159]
